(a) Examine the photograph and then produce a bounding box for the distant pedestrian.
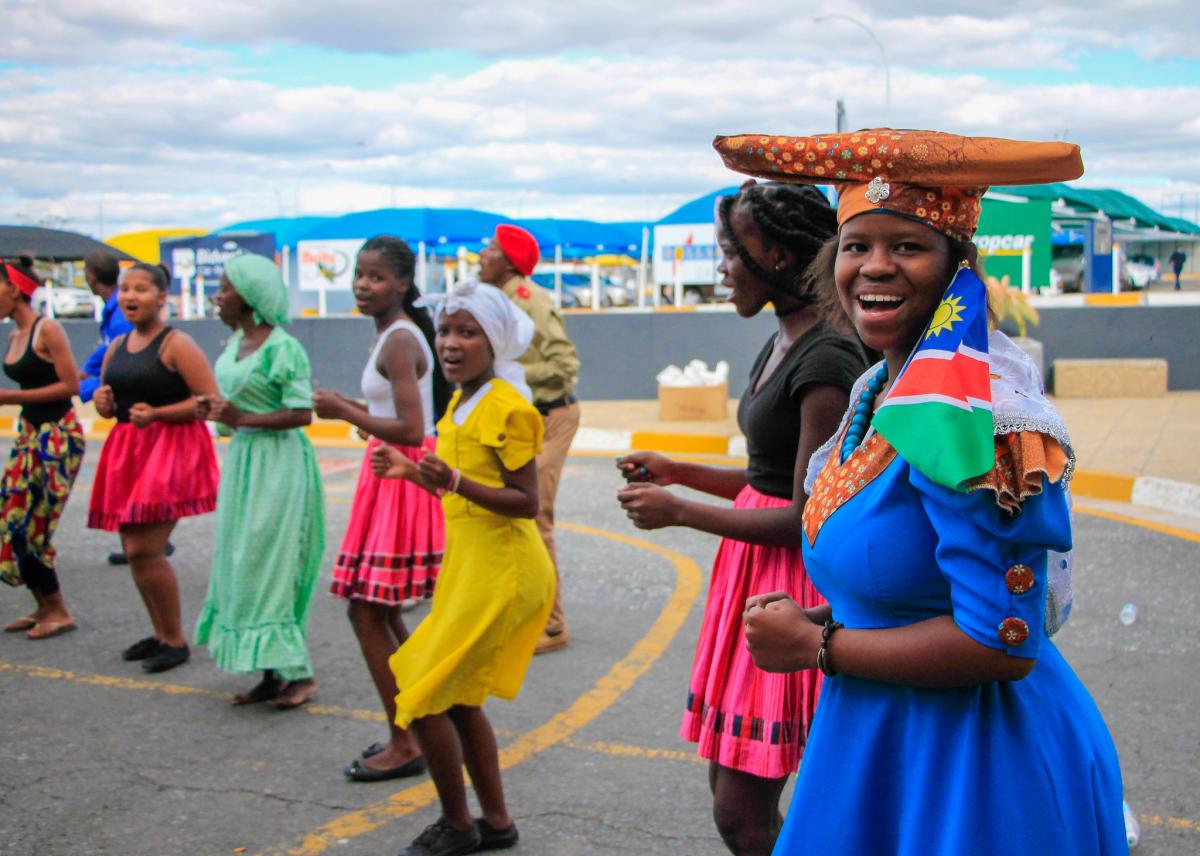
[617,183,864,856]
[1169,248,1186,290]
[194,254,325,709]
[373,280,553,856]
[88,263,220,673]
[479,224,580,655]
[314,236,449,781]
[0,255,85,640]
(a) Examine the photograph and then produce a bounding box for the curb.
[3,417,1194,519]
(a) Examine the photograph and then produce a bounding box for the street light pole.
[813,15,892,123]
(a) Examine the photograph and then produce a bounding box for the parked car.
[1122,254,1159,290]
[1050,245,1084,293]
[31,282,100,318]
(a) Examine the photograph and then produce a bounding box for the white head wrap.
[417,279,534,401]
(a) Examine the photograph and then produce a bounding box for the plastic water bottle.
[1119,604,1138,626]
[1123,800,1140,847]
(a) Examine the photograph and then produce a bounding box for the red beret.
[495,224,540,277]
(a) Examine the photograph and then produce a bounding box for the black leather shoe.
[344,755,427,782]
[122,637,163,661]
[398,818,481,856]
[141,644,189,673]
[474,819,518,851]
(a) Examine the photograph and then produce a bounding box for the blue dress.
[776,431,1128,855]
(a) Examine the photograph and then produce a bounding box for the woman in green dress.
[194,253,326,709]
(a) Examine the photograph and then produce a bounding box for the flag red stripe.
[889,349,991,403]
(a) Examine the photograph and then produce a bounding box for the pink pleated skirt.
[329,437,445,605]
[680,484,825,779]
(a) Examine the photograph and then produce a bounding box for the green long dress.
[195,327,325,681]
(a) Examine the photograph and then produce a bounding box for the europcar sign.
[975,197,1052,289]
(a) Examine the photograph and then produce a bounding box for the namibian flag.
[873,265,994,490]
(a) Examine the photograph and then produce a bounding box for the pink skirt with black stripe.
[680,484,825,779]
[329,437,444,605]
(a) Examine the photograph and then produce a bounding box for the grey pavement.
[1,449,1198,855]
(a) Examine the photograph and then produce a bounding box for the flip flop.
[266,680,319,710]
[231,680,283,706]
[4,614,38,633]
[26,620,76,640]
[343,755,427,782]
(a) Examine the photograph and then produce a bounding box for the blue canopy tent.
[296,207,508,254]
[513,218,645,259]
[214,216,333,248]
[657,187,741,226]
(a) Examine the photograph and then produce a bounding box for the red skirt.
[329,437,444,605]
[87,421,219,532]
[680,484,825,779]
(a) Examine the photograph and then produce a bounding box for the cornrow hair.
[720,182,839,303]
[360,235,451,422]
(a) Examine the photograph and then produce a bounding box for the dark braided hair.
[359,235,451,422]
[126,262,172,291]
[717,182,838,304]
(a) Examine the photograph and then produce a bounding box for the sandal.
[232,677,283,706]
[266,679,319,710]
[4,614,38,633]
[26,620,77,640]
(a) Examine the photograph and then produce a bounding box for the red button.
[998,617,1030,646]
[1005,564,1035,595]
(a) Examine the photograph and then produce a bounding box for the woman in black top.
[88,263,220,674]
[616,183,866,856]
[0,255,84,640]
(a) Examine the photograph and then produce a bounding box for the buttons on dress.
[998,617,1030,646]
[1005,564,1035,595]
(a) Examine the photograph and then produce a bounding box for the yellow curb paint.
[1083,293,1142,307]
[1070,469,1137,503]
[259,521,703,856]
[571,448,748,467]
[629,431,728,455]
[1075,505,1200,544]
[305,421,354,441]
[1137,814,1199,833]
[563,738,704,766]
[0,415,14,432]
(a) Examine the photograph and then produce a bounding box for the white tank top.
[360,318,435,436]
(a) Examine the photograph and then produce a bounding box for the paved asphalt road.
[1,447,1197,855]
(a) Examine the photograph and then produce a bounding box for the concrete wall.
[15,304,1198,399]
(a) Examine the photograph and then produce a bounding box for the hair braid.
[360,235,451,422]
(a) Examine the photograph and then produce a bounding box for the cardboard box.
[658,382,728,421]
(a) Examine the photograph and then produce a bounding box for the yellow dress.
[390,379,555,727]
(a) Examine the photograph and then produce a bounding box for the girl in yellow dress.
[372,279,555,856]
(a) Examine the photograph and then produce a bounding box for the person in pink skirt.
[617,183,865,855]
[313,235,450,782]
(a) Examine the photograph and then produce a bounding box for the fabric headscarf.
[495,224,540,277]
[713,129,1084,241]
[2,260,40,298]
[417,279,534,401]
[223,253,290,326]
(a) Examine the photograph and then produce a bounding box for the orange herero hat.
[712,129,1084,242]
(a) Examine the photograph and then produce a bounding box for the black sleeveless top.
[102,326,193,423]
[2,317,72,427]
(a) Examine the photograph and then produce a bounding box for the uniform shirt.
[499,275,580,406]
[79,290,134,402]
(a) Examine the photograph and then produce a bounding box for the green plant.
[985,274,1039,338]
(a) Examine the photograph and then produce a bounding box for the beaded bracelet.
[816,619,844,677]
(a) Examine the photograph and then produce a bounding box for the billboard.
[975,197,1051,289]
[159,234,276,294]
[652,223,720,286]
[296,239,363,292]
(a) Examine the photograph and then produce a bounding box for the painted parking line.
[1075,504,1200,544]
[257,520,703,856]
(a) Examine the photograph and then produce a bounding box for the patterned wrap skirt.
[87,420,218,532]
[330,437,444,605]
[0,412,86,587]
[680,484,825,779]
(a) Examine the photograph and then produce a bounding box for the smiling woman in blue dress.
[718,129,1128,855]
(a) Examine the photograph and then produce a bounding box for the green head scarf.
[223,253,290,326]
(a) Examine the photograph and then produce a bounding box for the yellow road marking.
[1075,505,1200,544]
[258,520,702,855]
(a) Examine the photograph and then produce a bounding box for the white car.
[32,283,101,318]
[1122,254,1159,290]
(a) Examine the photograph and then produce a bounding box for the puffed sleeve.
[910,464,1072,659]
[263,334,313,410]
[477,393,544,472]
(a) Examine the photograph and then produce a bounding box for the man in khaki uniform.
[479,225,581,654]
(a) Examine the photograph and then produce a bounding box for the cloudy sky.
[3,0,1199,237]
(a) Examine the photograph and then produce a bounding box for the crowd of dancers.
[2,125,1130,856]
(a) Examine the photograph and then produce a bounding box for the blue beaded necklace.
[840,364,889,463]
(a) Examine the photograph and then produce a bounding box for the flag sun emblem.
[925,294,965,339]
